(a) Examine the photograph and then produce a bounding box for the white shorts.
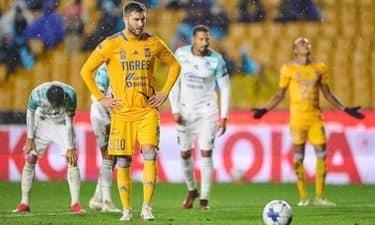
[90,102,110,148]
[177,113,217,151]
[33,118,76,156]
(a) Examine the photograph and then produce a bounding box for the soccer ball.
[262,200,293,225]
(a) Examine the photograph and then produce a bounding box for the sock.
[143,160,156,205]
[67,165,81,205]
[117,167,131,209]
[315,158,326,199]
[181,158,196,191]
[100,159,113,203]
[21,162,35,205]
[294,159,308,201]
[94,176,102,199]
[200,157,213,200]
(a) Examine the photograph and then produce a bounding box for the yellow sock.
[117,167,131,209]
[294,159,308,200]
[143,160,157,204]
[315,158,326,199]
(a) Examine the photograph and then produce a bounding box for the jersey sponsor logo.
[132,50,139,55]
[125,74,148,88]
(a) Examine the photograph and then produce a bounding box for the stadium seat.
[0,79,14,110]
[12,70,32,110]
[50,45,68,83]
[32,55,51,88]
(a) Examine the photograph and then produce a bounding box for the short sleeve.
[279,65,291,88]
[319,63,330,85]
[215,55,229,79]
[27,90,39,111]
[65,89,77,116]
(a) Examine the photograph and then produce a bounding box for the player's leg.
[309,122,335,206]
[198,115,217,210]
[108,116,135,221]
[177,118,199,208]
[13,119,49,213]
[52,121,84,213]
[290,124,309,206]
[137,111,160,220]
[90,107,120,212]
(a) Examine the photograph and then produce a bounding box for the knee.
[143,150,157,161]
[26,153,38,164]
[315,149,326,160]
[293,151,305,167]
[117,156,132,168]
[180,150,192,159]
[201,150,212,158]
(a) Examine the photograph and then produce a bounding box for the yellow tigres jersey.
[279,62,330,115]
[81,31,179,121]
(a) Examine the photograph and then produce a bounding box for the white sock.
[94,176,102,199]
[67,165,81,205]
[181,157,196,191]
[21,162,35,205]
[100,159,113,202]
[200,157,213,200]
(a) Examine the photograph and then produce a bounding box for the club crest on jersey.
[119,49,126,60]
[144,47,151,57]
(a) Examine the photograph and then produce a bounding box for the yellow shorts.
[108,111,160,156]
[290,116,326,145]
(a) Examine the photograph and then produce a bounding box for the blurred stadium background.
[0,0,374,224]
[0,0,374,186]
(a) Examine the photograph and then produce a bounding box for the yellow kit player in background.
[253,38,364,207]
[80,1,181,221]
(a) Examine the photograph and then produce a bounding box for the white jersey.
[169,45,230,118]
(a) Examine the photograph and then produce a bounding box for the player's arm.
[80,40,112,101]
[149,37,181,107]
[168,75,183,124]
[24,89,39,154]
[253,88,287,119]
[253,65,289,119]
[64,89,78,165]
[319,63,364,119]
[216,55,231,136]
[320,84,364,119]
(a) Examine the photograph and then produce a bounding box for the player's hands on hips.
[217,118,227,136]
[148,92,167,107]
[344,106,365,119]
[23,138,36,155]
[65,149,78,166]
[252,108,268,119]
[173,113,184,125]
[99,96,120,111]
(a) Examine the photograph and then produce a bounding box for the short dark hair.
[46,85,64,107]
[192,25,209,36]
[123,1,146,16]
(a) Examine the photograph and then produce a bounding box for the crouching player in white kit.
[88,64,121,212]
[169,25,231,210]
[13,81,85,213]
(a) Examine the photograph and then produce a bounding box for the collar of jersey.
[123,30,142,41]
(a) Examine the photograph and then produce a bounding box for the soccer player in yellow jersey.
[80,1,181,221]
[253,37,364,207]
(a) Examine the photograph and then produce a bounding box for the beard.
[127,24,143,37]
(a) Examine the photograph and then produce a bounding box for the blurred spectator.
[134,0,160,8]
[274,0,321,22]
[240,47,261,75]
[24,0,43,11]
[64,0,84,53]
[81,0,124,51]
[24,0,65,49]
[0,0,34,75]
[172,0,229,49]
[238,0,266,23]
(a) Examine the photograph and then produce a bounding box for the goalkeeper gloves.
[252,108,268,119]
[344,106,365,119]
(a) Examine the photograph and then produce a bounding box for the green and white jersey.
[27,81,77,120]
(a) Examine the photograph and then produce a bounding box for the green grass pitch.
[0,182,374,225]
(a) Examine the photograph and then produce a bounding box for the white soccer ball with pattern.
[262,200,293,225]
